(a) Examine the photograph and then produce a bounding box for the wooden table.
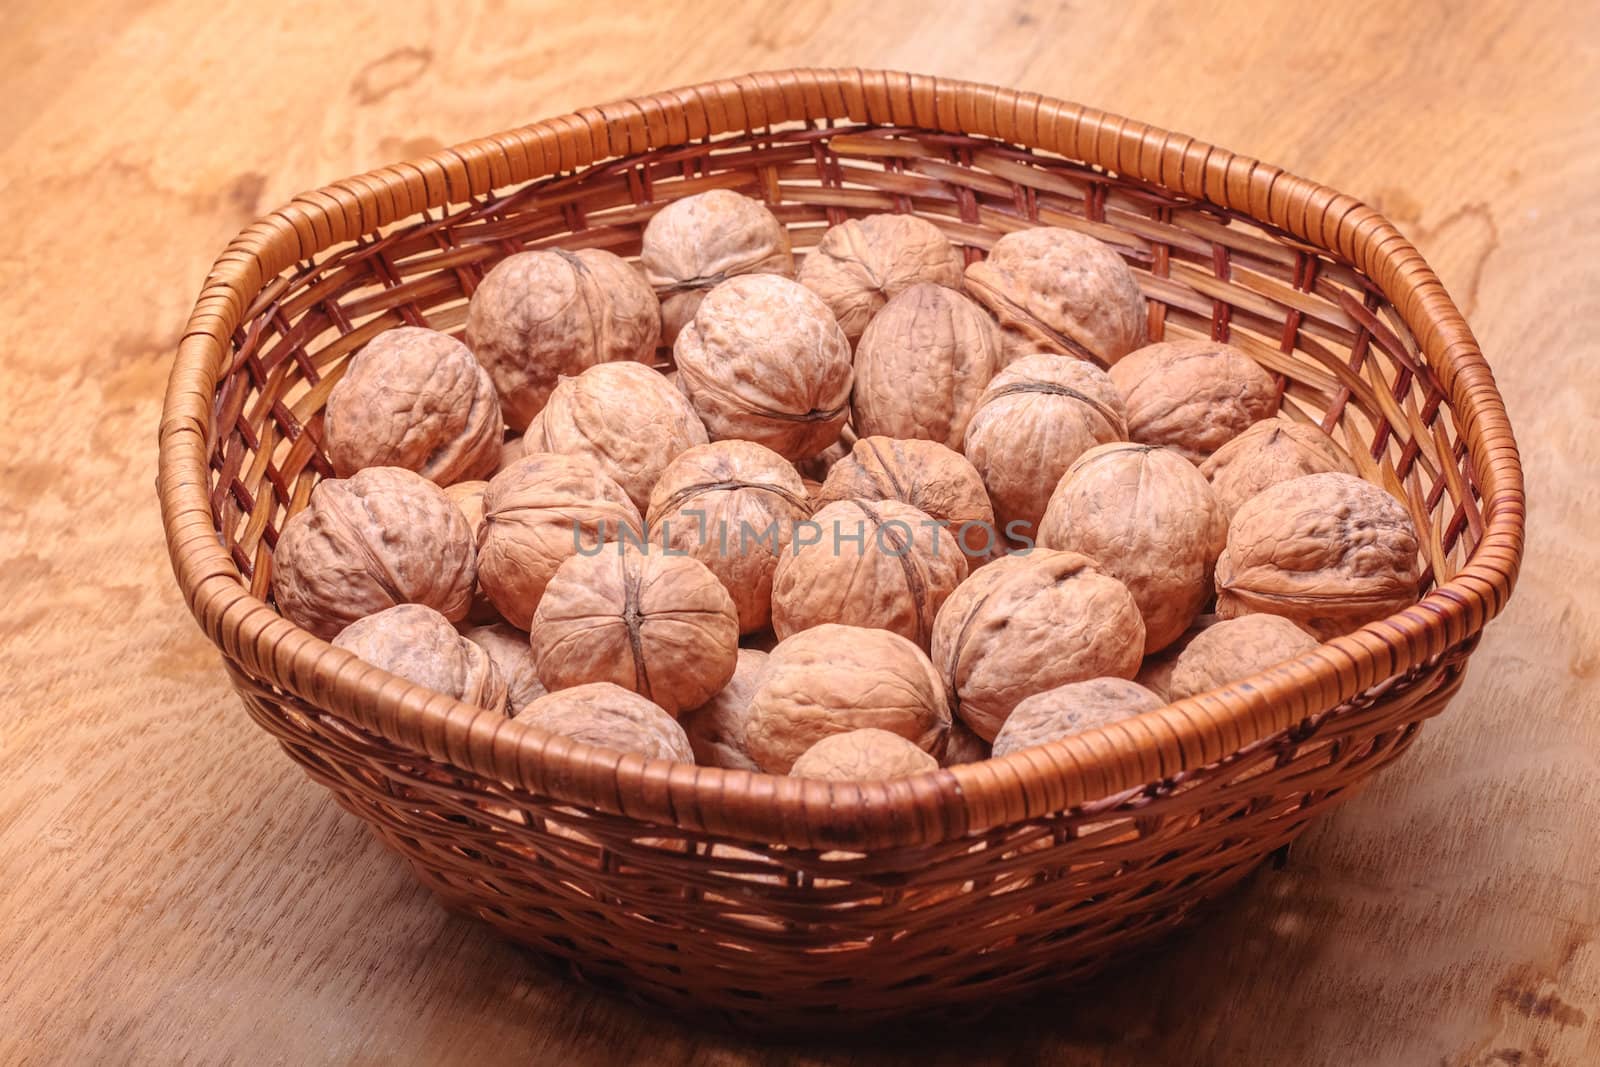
[2,1,1596,1063]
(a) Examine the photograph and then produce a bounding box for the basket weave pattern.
[158,70,1523,1026]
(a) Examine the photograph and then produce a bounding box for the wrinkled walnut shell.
[789,728,939,781]
[272,466,477,639]
[679,648,768,771]
[334,604,506,711]
[1108,339,1280,463]
[964,227,1147,366]
[772,498,967,650]
[991,678,1164,757]
[512,682,694,762]
[851,284,1002,450]
[797,215,964,341]
[815,436,996,562]
[744,624,951,773]
[931,549,1145,741]
[444,480,499,624]
[1200,417,1359,520]
[646,440,813,634]
[531,544,739,715]
[962,353,1128,541]
[526,362,709,510]
[1039,444,1228,654]
[461,622,546,715]
[640,190,795,344]
[673,274,853,460]
[324,327,502,484]
[465,248,659,430]
[1167,614,1320,700]
[1134,614,1218,700]
[1215,472,1422,639]
[476,453,644,630]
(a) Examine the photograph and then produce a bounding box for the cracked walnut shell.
[1200,417,1359,520]
[272,466,476,639]
[789,728,939,781]
[743,624,951,774]
[1038,443,1228,654]
[1108,339,1280,463]
[815,436,996,562]
[640,190,795,344]
[531,544,739,716]
[465,248,659,431]
[673,274,853,461]
[1214,472,1422,639]
[964,227,1147,366]
[797,214,964,341]
[930,549,1145,741]
[333,604,507,711]
[991,678,1164,758]
[679,648,768,771]
[1166,614,1320,700]
[850,283,1002,450]
[324,327,502,484]
[513,682,694,763]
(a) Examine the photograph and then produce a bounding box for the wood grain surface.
[1,1,1596,1063]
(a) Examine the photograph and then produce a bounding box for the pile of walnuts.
[273,192,1423,782]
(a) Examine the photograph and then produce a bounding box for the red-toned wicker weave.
[157,69,1524,1029]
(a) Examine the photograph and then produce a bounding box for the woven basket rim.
[158,68,1525,850]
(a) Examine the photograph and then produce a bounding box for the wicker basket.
[158,69,1524,1029]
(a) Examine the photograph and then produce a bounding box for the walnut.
[1038,444,1228,654]
[679,648,768,771]
[744,624,951,773]
[272,466,476,639]
[645,440,812,633]
[673,274,853,460]
[640,190,795,344]
[1166,614,1320,700]
[465,249,659,431]
[334,604,506,711]
[495,434,527,474]
[930,550,1145,740]
[991,678,1164,757]
[525,362,708,510]
[789,728,939,781]
[1134,614,1218,700]
[475,453,643,630]
[941,718,992,766]
[1200,417,1359,520]
[513,682,694,763]
[1215,472,1422,639]
[771,498,967,650]
[796,214,965,341]
[461,622,546,715]
[963,227,1147,366]
[815,436,997,563]
[530,544,738,715]
[1108,339,1280,463]
[962,353,1128,542]
[795,437,852,484]
[850,284,1002,449]
[323,327,502,484]
[442,480,499,623]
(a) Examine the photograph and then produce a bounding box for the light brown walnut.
[443,480,499,624]
[789,728,939,781]
[744,624,951,773]
[851,283,1002,450]
[640,190,795,344]
[1134,614,1218,700]
[645,440,812,634]
[1200,417,1359,520]
[962,353,1128,542]
[941,718,992,766]
[771,498,967,651]
[465,249,659,430]
[991,678,1164,757]
[797,214,964,341]
[1166,614,1320,700]
[531,544,738,716]
[475,453,643,630]
[334,604,507,712]
[324,327,502,484]
[1108,339,1280,463]
[1038,444,1229,654]
[525,362,708,511]
[679,648,768,772]
[815,436,996,562]
[673,274,853,460]
[930,549,1145,741]
[495,434,527,474]
[461,622,546,715]
[1215,472,1423,639]
[795,437,852,485]
[964,227,1147,366]
[512,682,694,763]
[271,466,476,639]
